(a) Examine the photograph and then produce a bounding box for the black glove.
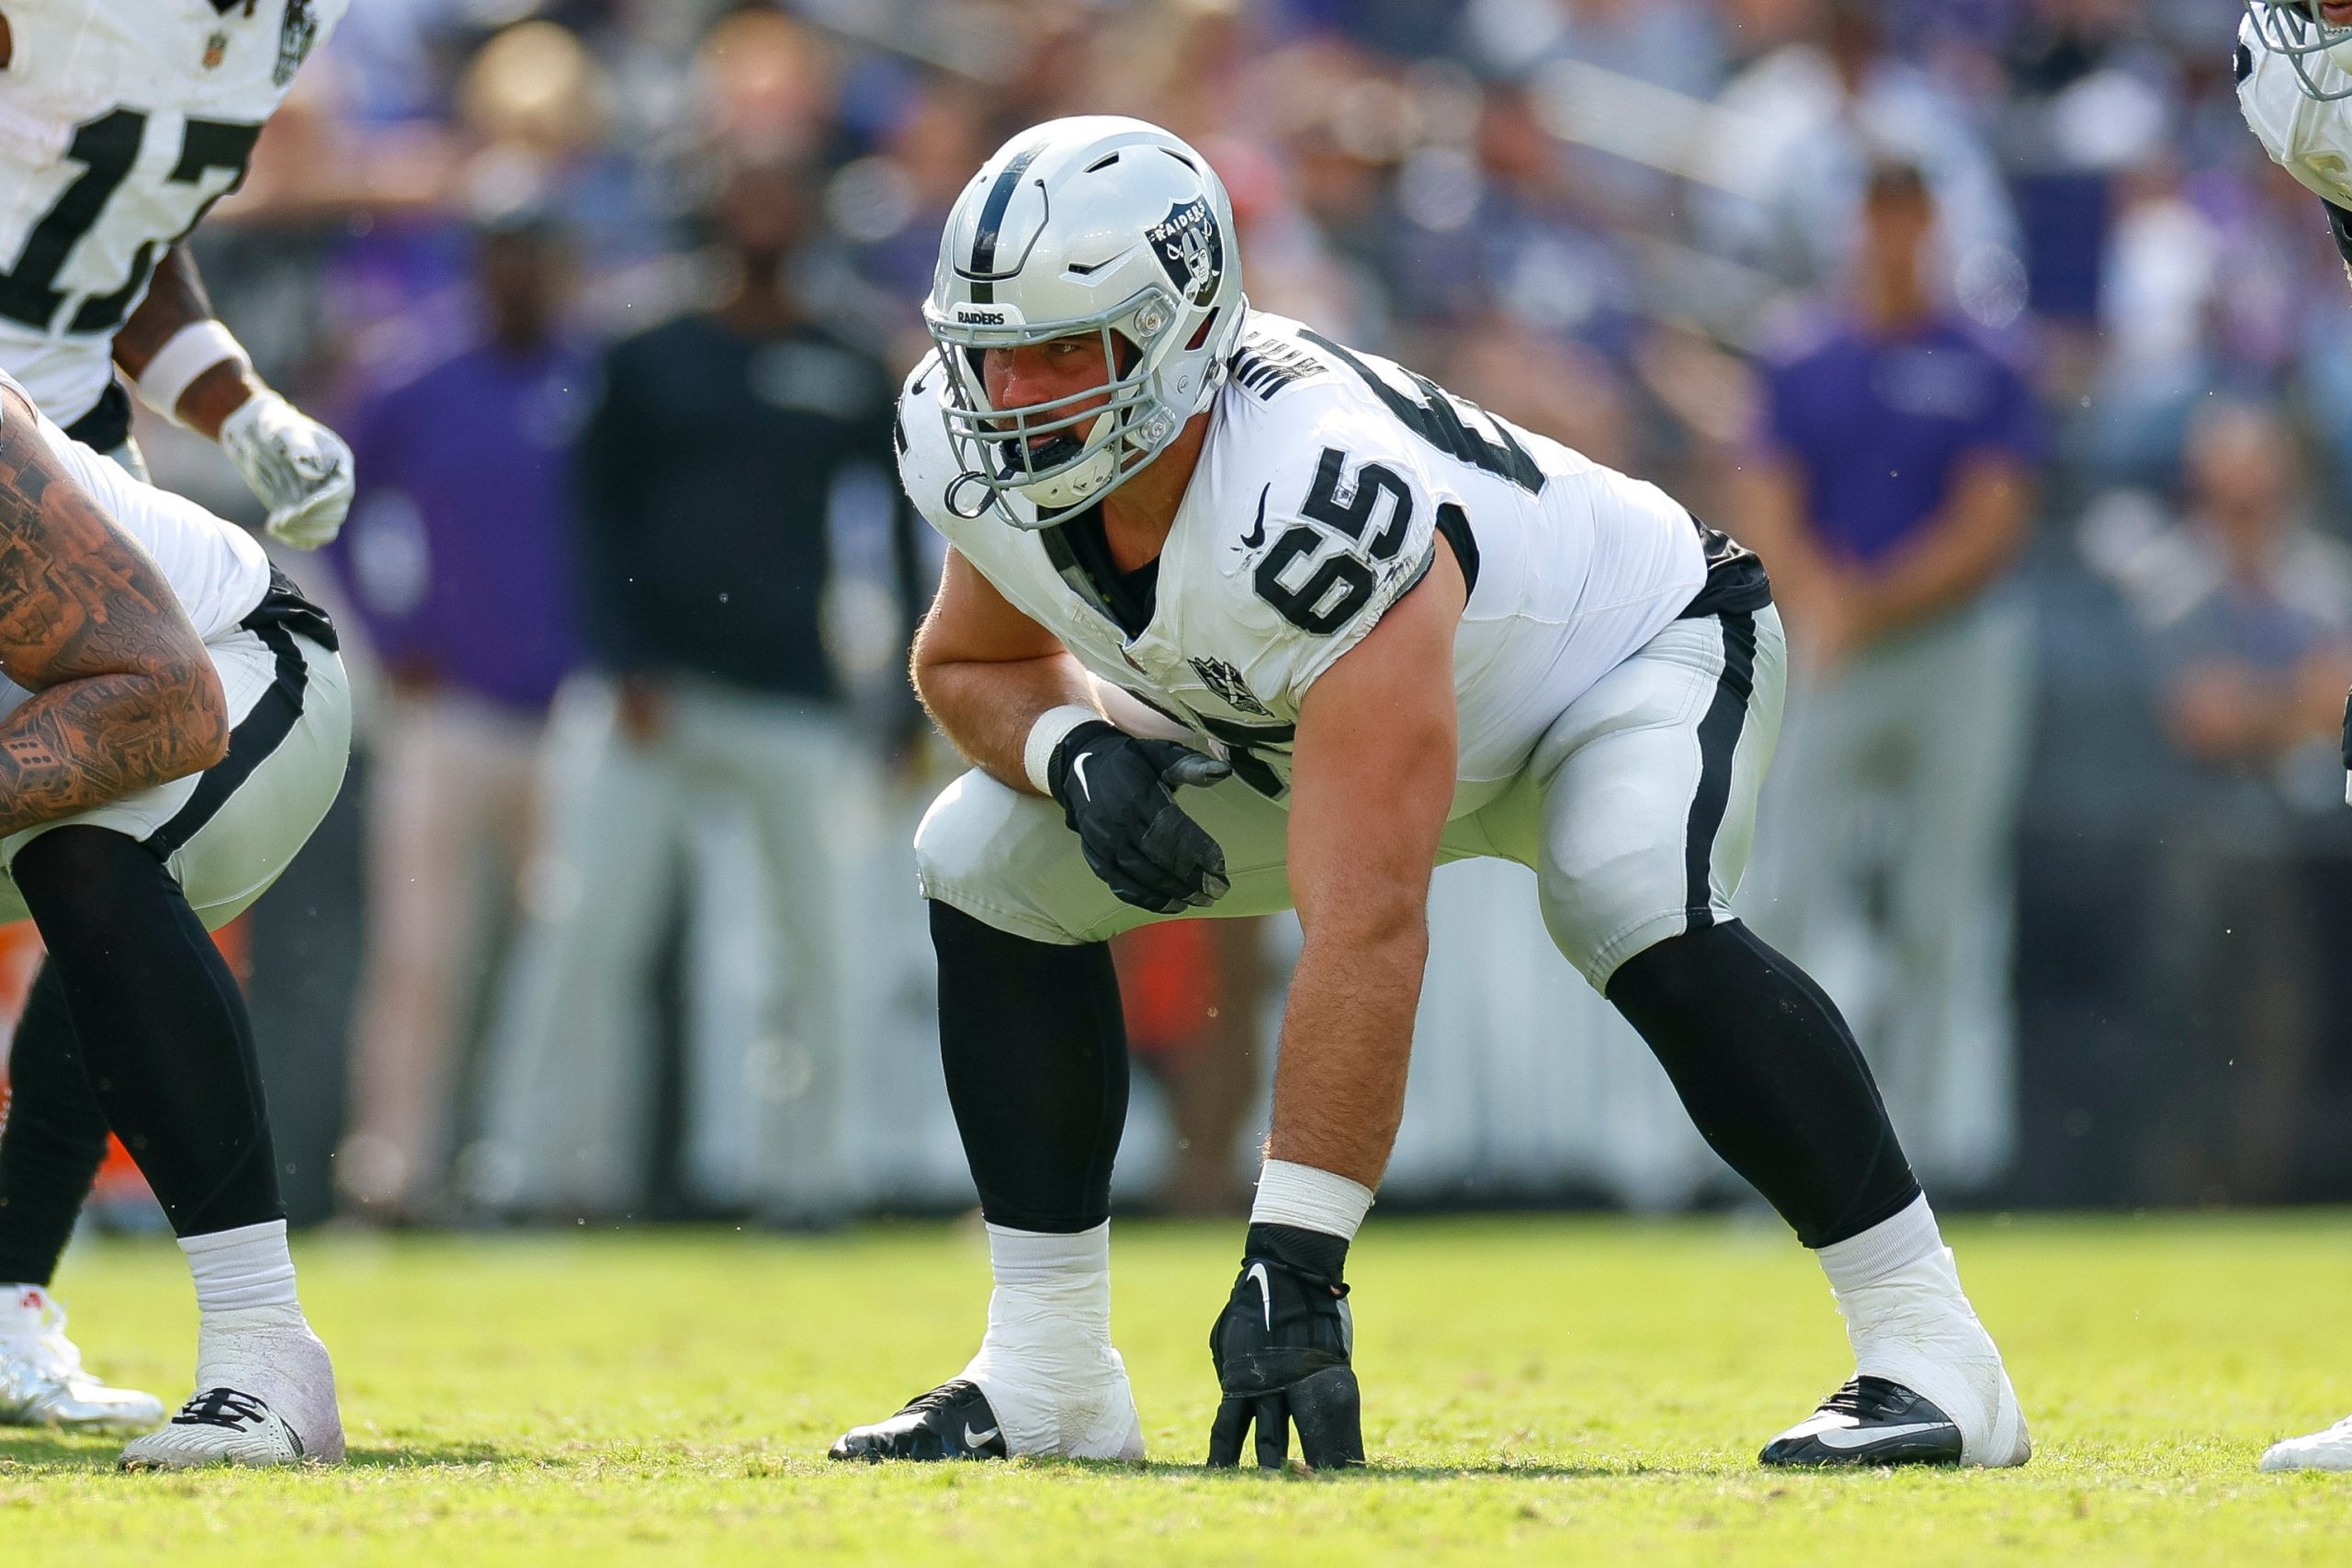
[1046,721,1232,914]
[1205,1248,1363,1471]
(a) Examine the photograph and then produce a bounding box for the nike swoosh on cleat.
[963,1424,1000,1449]
[1240,485,1270,550]
[1810,1421,1955,1451]
[1247,1262,1272,1332]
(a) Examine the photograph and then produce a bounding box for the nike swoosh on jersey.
[1239,485,1270,550]
[1247,1262,1272,1331]
[1808,1420,1956,1451]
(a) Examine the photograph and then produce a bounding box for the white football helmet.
[2248,0,2352,100]
[925,116,1247,525]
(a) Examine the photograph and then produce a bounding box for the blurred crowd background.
[51,0,2352,1229]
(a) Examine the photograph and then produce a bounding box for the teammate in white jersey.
[829,117,2030,1472]
[2238,0,2352,1476]
[0,0,353,528]
[0,0,353,1446]
[0,371,351,1468]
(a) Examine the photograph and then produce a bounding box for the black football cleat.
[1760,1375,1964,1467]
[829,1380,1010,1462]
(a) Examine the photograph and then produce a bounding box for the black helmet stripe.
[967,141,1048,306]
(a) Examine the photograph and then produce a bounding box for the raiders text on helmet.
[925,116,1248,524]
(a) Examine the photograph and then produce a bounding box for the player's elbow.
[908,634,961,726]
[164,656,232,773]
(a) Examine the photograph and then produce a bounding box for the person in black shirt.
[474,155,921,1226]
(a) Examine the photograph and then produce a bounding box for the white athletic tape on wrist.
[134,319,249,423]
[1023,705,1102,795]
[1250,1158,1375,1240]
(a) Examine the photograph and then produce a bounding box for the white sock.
[1813,1195,1944,1297]
[962,1222,1135,1457]
[183,1220,301,1325]
[1249,1159,1374,1240]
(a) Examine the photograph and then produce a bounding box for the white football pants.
[916,607,1787,992]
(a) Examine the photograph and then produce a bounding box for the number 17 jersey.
[0,0,347,425]
[899,310,1734,809]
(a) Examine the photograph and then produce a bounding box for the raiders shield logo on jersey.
[1190,655,1272,717]
[1147,197,1223,308]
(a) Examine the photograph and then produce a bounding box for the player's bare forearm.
[0,667,224,836]
[911,547,1097,792]
[1271,553,1464,1186]
[111,246,216,377]
[110,245,259,440]
[0,389,229,833]
[1268,907,1429,1186]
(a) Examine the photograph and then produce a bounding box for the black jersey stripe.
[966,143,1047,306]
[1681,611,1758,929]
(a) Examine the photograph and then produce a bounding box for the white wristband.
[1250,1158,1375,1240]
[1023,704,1102,795]
[134,320,250,423]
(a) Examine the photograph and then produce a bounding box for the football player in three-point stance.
[2238,0,2352,1477]
[830,117,2030,1471]
[0,0,356,1462]
[0,368,352,1469]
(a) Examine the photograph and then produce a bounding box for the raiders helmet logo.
[1146,198,1224,308]
[1190,655,1272,717]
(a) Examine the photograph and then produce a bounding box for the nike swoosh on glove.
[219,389,356,551]
[1205,1255,1363,1471]
[1046,721,1232,914]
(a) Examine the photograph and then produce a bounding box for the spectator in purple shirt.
[1740,161,2042,1194]
[328,196,591,1223]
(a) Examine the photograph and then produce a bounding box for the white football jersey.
[0,0,347,424]
[2239,11,2352,207]
[899,311,1712,811]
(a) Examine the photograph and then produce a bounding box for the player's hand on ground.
[1046,721,1231,913]
[1205,1252,1363,1471]
[220,389,355,550]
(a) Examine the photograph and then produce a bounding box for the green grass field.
[4,1213,2350,1565]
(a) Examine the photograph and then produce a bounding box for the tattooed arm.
[0,386,229,837]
